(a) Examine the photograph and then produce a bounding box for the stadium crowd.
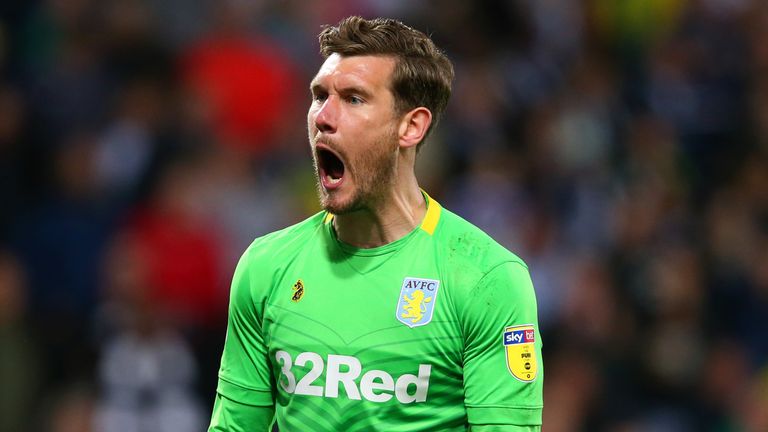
[1,0,767,431]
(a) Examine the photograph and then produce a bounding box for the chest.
[271,249,456,339]
[261,245,463,372]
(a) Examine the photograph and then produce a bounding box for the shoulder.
[434,209,539,343]
[434,207,528,276]
[237,211,327,273]
[228,212,327,306]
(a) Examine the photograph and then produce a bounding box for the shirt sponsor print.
[502,324,537,382]
[274,350,431,404]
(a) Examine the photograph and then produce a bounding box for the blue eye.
[348,95,363,105]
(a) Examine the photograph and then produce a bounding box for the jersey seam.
[465,404,543,409]
[218,374,273,394]
[467,259,530,299]
[249,244,270,333]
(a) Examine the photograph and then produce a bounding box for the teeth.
[325,175,342,184]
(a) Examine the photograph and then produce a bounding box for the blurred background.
[1,0,767,431]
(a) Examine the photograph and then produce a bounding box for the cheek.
[307,110,315,130]
[307,105,321,127]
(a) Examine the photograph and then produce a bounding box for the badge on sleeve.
[502,324,537,382]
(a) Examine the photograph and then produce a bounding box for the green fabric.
[210,195,543,431]
[208,392,274,431]
[216,377,274,407]
[466,404,543,426]
[471,425,541,432]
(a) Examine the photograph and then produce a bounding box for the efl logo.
[502,324,538,382]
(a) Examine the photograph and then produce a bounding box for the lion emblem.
[401,290,432,323]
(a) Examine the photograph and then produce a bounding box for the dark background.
[1,0,767,431]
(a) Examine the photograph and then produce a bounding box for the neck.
[333,176,426,248]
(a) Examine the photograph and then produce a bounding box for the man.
[209,16,543,431]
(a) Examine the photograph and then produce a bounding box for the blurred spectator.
[120,153,227,330]
[93,78,163,205]
[0,83,29,240]
[92,232,205,432]
[22,1,109,137]
[95,329,204,432]
[42,384,96,432]
[740,366,768,432]
[542,345,600,432]
[195,145,299,267]
[181,0,301,155]
[0,251,41,432]
[9,133,112,390]
[11,132,112,318]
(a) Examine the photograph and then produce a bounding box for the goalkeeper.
[209,15,543,432]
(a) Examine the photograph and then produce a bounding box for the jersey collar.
[419,191,441,235]
[323,189,442,236]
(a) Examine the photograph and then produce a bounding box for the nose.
[312,96,337,134]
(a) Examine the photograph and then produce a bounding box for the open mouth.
[316,147,346,189]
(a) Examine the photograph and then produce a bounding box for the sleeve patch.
[502,324,537,382]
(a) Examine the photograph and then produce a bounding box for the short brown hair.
[318,16,454,148]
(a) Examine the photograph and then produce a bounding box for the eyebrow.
[309,82,325,95]
[339,85,373,101]
[309,82,374,100]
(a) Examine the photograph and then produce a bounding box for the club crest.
[396,277,440,328]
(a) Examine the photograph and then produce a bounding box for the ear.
[398,107,432,150]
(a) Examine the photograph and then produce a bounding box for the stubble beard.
[313,129,399,215]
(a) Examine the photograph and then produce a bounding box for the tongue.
[328,167,343,180]
[326,156,344,180]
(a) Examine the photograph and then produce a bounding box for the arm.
[208,392,274,432]
[208,245,276,430]
[461,261,544,428]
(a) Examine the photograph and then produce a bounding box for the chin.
[321,198,359,215]
[318,190,363,215]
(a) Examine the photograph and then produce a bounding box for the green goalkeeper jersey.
[210,193,543,431]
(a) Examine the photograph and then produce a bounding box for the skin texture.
[307,53,432,248]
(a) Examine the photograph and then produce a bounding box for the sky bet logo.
[503,328,535,345]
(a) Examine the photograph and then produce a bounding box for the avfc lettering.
[403,279,438,291]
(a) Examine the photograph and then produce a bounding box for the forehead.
[312,53,396,91]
